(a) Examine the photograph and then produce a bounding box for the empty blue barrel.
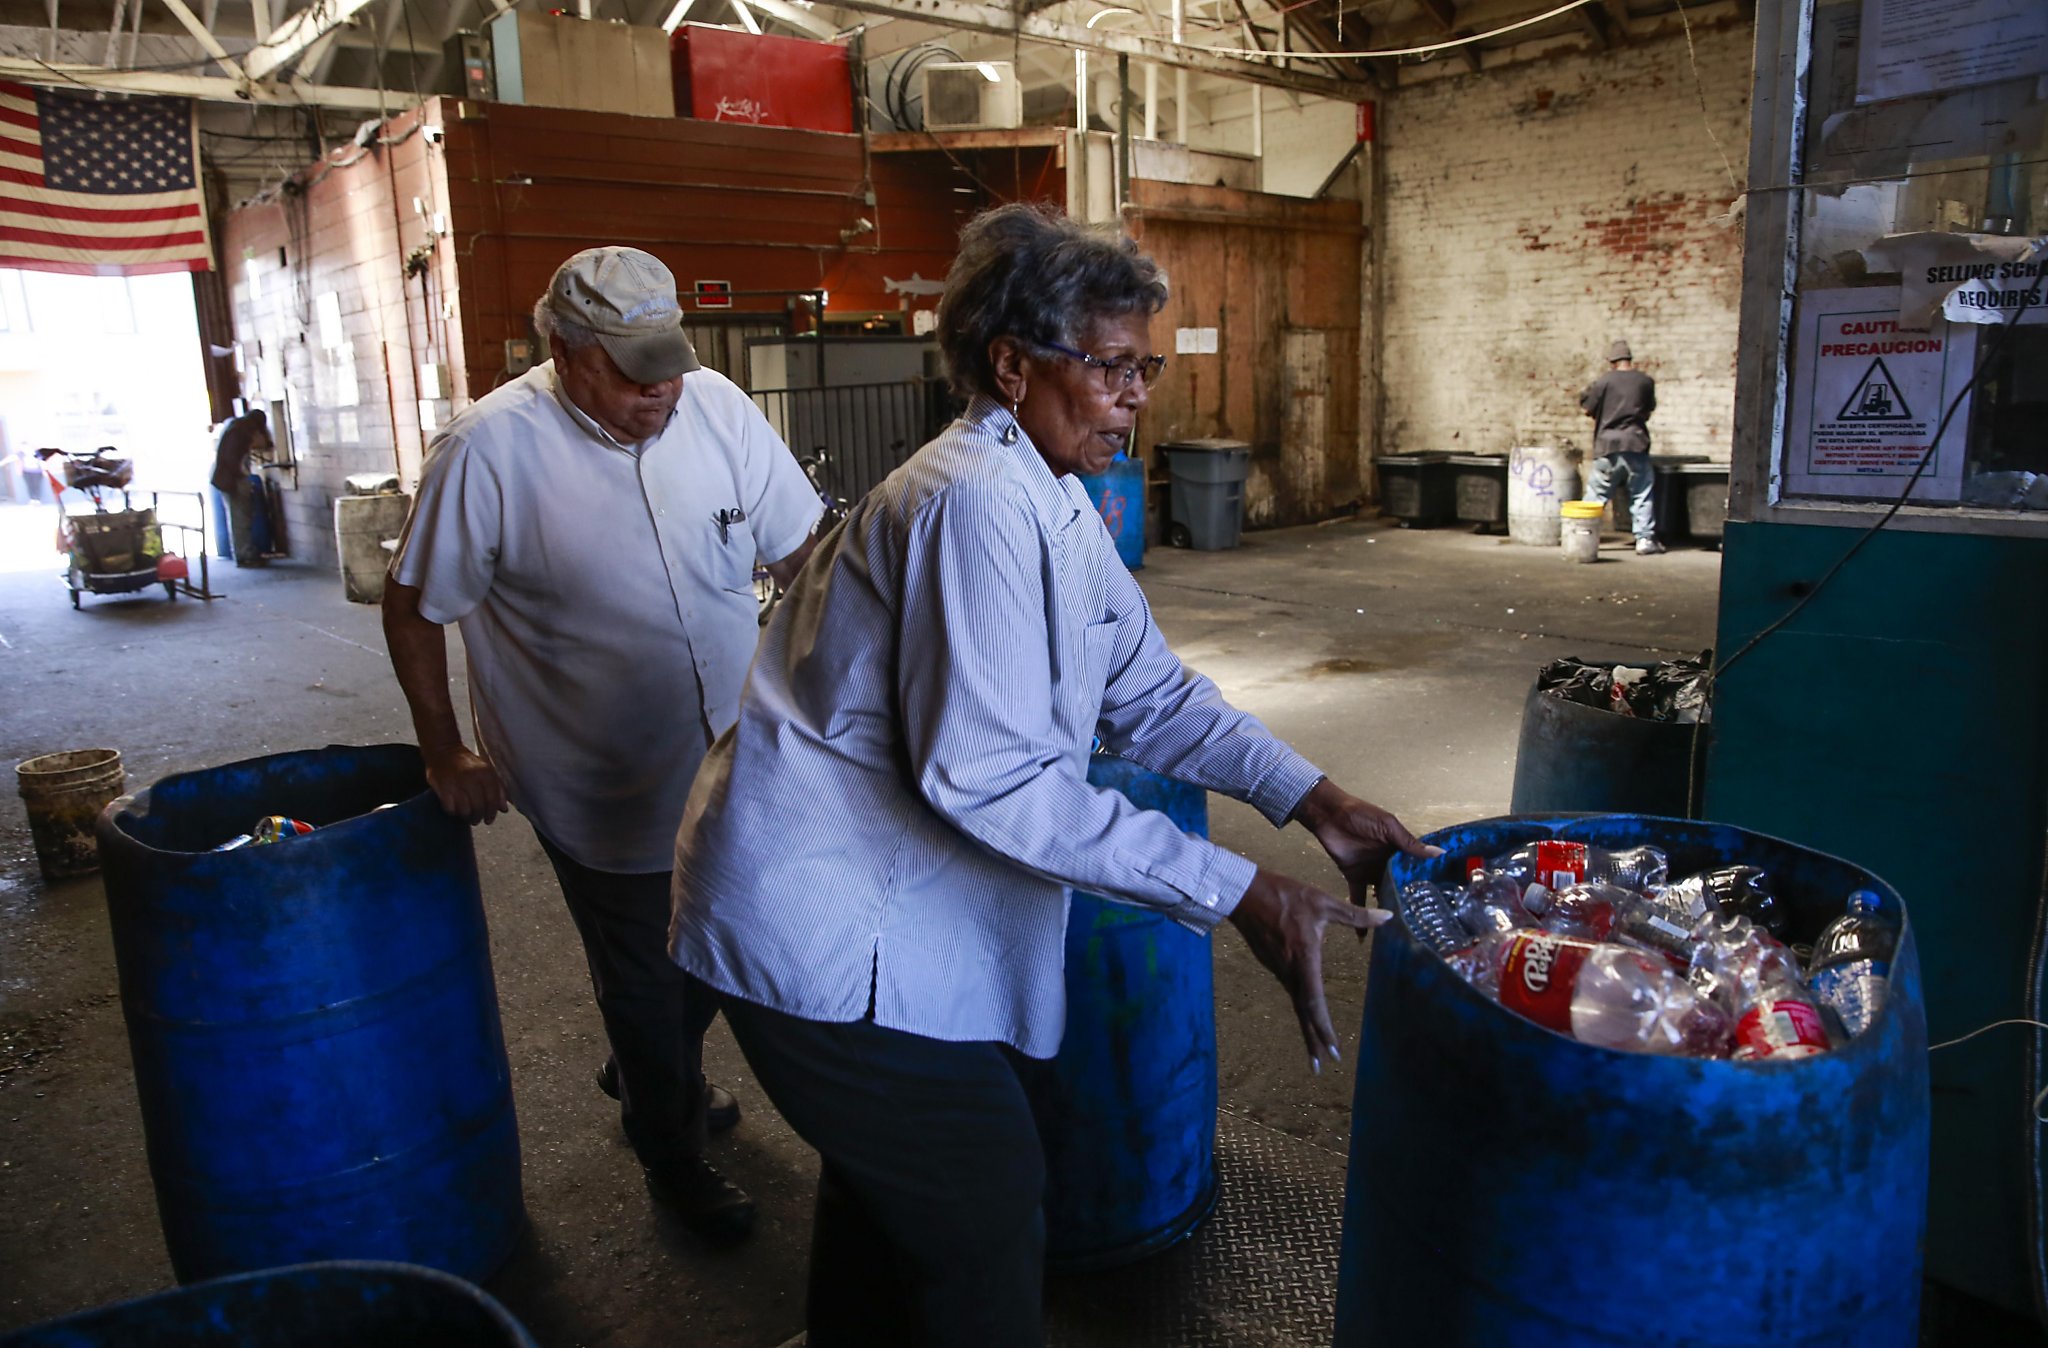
[1078,457,1146,570]
[94,744,525,1284]
[0,1260,537,1347]
[1337,814,1929,1347]
[1031,753,1217,1270]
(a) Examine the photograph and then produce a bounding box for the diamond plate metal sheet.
[1046,1106,1348,1347]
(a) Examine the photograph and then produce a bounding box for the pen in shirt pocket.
[713,507,746,545]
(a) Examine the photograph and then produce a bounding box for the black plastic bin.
[1677,462,1729,541]
[1509,675,1702,818]
[1446,454,1509,530]
[1649,454,1707,541]
[1373,452,1453,527]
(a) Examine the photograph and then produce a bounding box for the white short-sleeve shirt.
[391,361,821,873]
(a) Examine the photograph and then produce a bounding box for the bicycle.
[754,448,851,626]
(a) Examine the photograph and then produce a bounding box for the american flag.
[0,80,211,276]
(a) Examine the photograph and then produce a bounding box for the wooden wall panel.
[1128,179,1365,528]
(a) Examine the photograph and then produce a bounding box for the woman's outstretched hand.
[1227,867,1388,1073]
[1290,778,1442,909]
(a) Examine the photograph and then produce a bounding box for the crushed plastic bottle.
[1525,880,1716,966]
[1690,914,1831,1060]
[1456,928,1730,1056]
[1523,879,1628,941]
[1482,840,1669,906]
[1806,889,1898,1038]
[1455,871,1537,939]
[1659,865,1783,937]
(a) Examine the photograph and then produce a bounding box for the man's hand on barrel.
[1228,868,1386,1073]
[1290,778,1442,911]
[423,744,509,825]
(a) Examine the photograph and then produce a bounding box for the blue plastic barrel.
[1078,458,1146,570]
[1030,753,1217,1270]
[0,1260,538,1348]
[94,745,525,1284]
[1337,814,1930,1347]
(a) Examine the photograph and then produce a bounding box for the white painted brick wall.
[1380,23,1753,463]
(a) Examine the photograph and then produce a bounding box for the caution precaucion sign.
[1783,286,1979,502]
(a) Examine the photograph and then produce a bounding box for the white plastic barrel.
[334,494,411,605]
[1507,446,1579,547]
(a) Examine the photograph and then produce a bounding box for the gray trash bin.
[1161,439,1250,551]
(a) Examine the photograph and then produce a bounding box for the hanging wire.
[1670,0,1740,196]
[1185,0,1596,58]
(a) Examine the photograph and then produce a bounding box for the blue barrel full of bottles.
[1078,457,1146,571]
[94,744,526,1284]
[1030,753,1216,1270]
[1335,813,1929,1347]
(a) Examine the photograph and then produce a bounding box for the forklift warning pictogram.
[1836,358,1913,421]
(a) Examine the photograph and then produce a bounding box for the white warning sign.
[1783,287,1979,502]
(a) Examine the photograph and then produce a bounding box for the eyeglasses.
[1038,340,1167,391]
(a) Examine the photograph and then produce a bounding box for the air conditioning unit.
[920,61,1023,131]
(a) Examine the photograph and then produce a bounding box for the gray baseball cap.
[1607,339,1632,362]
[547,247,701,384]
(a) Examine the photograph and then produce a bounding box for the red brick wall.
[1379,22,1752,461]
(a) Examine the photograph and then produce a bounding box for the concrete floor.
[0,505,2036,1345]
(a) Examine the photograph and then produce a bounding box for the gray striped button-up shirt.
[669,396,1325,1057]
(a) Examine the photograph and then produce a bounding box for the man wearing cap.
[381,247,823,1243]
[1578,340,1663,556]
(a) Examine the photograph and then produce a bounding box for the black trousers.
[535,832,718,1174]
[720,995,1048,1348]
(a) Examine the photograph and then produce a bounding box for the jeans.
[535,832,719,1174]
[1583,450,1657,540]
[720,996,1048,1348]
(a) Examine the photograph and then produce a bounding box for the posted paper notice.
[1783,287,1978,502]
[1856,0,2048,103]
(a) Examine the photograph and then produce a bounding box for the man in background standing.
[382,246,822,1244]
[209,408,271,566]
[1579,339,1663,556]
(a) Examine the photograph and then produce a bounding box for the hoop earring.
[999,397,1021,446]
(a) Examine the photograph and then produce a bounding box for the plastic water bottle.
[1806,890,1898,1037]
[1459,929,1730,1055]
[1482,840,1670,902]
[1399,881,1476,957]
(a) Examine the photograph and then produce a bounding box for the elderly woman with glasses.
[668,202,1432,1346]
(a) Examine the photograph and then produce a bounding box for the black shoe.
[596,1059,742,1134]
[645,1157,756,1245]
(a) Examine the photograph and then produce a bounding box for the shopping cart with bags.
[39,446,180,609]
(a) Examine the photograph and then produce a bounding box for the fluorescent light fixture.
[976,61,1001,82]
[661,0,697,30]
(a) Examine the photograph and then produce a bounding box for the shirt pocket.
[712,515,758,595]
[1057,618,1118,742]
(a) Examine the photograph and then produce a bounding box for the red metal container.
[670,24,853,134]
